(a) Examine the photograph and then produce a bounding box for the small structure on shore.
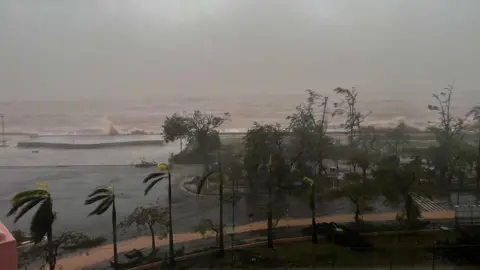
[108,124,119,136]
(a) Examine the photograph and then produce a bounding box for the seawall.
[17,140,164,149]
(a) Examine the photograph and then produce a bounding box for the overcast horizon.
[1,0,479,102]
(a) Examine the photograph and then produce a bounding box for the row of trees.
[162,85,480,254]
[8,164,174,270]
[8,85,479,268]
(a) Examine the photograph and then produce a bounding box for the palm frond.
[30,198,54,243]
[143,173,165,183]
[196,171,215,194]
[14,197,45,223]
[87,186,112,198]
[88,197,113,216]
[11,189,49,204]
[84,194,110,205]
[7,195,46,217]
[144,178,164,196]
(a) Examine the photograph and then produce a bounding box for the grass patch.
[172,231,457,269]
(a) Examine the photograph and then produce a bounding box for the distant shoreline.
[6,130,436,137]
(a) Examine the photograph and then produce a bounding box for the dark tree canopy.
[162,110,230,143]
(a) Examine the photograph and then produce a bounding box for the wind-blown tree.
[243,122,287,249]
[195,148,244,256]
[467,106,480,189]
[332,88,381,223]
[243,122,288,188]
[286,91,332,244]
[355,127,382,181]
[427,85,469,185]
[287,90,330,174]
[84,186,118,270]
[333,87,372,177]
[333,87,371,147]
[163,111,230,164]
[194,218,225,246]
[7,188,55,270]
[119,204,168,254]
[383,122,411,156]
[331,172,377,225]
[195,154,226,256]
[143,163,175,265]
[375,156,433,227]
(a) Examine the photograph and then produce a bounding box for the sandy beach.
[55,210,454,269]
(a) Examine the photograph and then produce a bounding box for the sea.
[0,91,479,241]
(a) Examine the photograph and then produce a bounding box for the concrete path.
[56,210,454,269]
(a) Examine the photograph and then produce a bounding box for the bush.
[303,222,373,250]
[63,236,107,250]
[172,132,221,164]
[437,228,480,265]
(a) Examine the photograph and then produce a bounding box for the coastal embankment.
[17,140,164,149]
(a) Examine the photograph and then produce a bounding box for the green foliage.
[243,122,287,186]
[85,186,114,216]
[119,204,168,253]
[61,234,107,251]
[85,185,118,269]
[331,173,378,224]
[333,87,371,145]
[194,218,224,242]
[427,84,467,140]
[383,122,411,155]
[119,205,168,234]
[162,113,191,143]
[17,231,106,270]
[163,111,230,163]
[375,156,438,226]
[7,189,54,243]
[287,90,332,180]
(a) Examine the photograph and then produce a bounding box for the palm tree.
[84,186,118,270]
[7,188,55,270]
[303,176,318,244]
[196,157,225,256]
[143,163,175,265]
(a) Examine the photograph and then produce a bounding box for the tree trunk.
[457,171,464,205]
[354,200,361,225]
[477,138,480,189]
[149,225,156,254]
[267,172,274,248]
[112,197,119,270]
[218,166,225,256]
[167,172,175,266]
[310,184,318,244]
[47,227,54,270]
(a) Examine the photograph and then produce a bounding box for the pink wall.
[0,223,17,270]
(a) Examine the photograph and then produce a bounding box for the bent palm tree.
[7,188,55,270]
[143,163,175,265]
[196,159,224,256]
[85,186,118,270]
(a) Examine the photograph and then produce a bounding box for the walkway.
[56,210,454,269]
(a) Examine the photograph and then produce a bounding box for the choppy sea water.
[1,91,478,136]
[0,135,396,239]
[0,89,478,240]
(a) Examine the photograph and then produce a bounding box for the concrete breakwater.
[17,140,164,149]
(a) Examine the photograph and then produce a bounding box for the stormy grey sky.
[0,0,479,101]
